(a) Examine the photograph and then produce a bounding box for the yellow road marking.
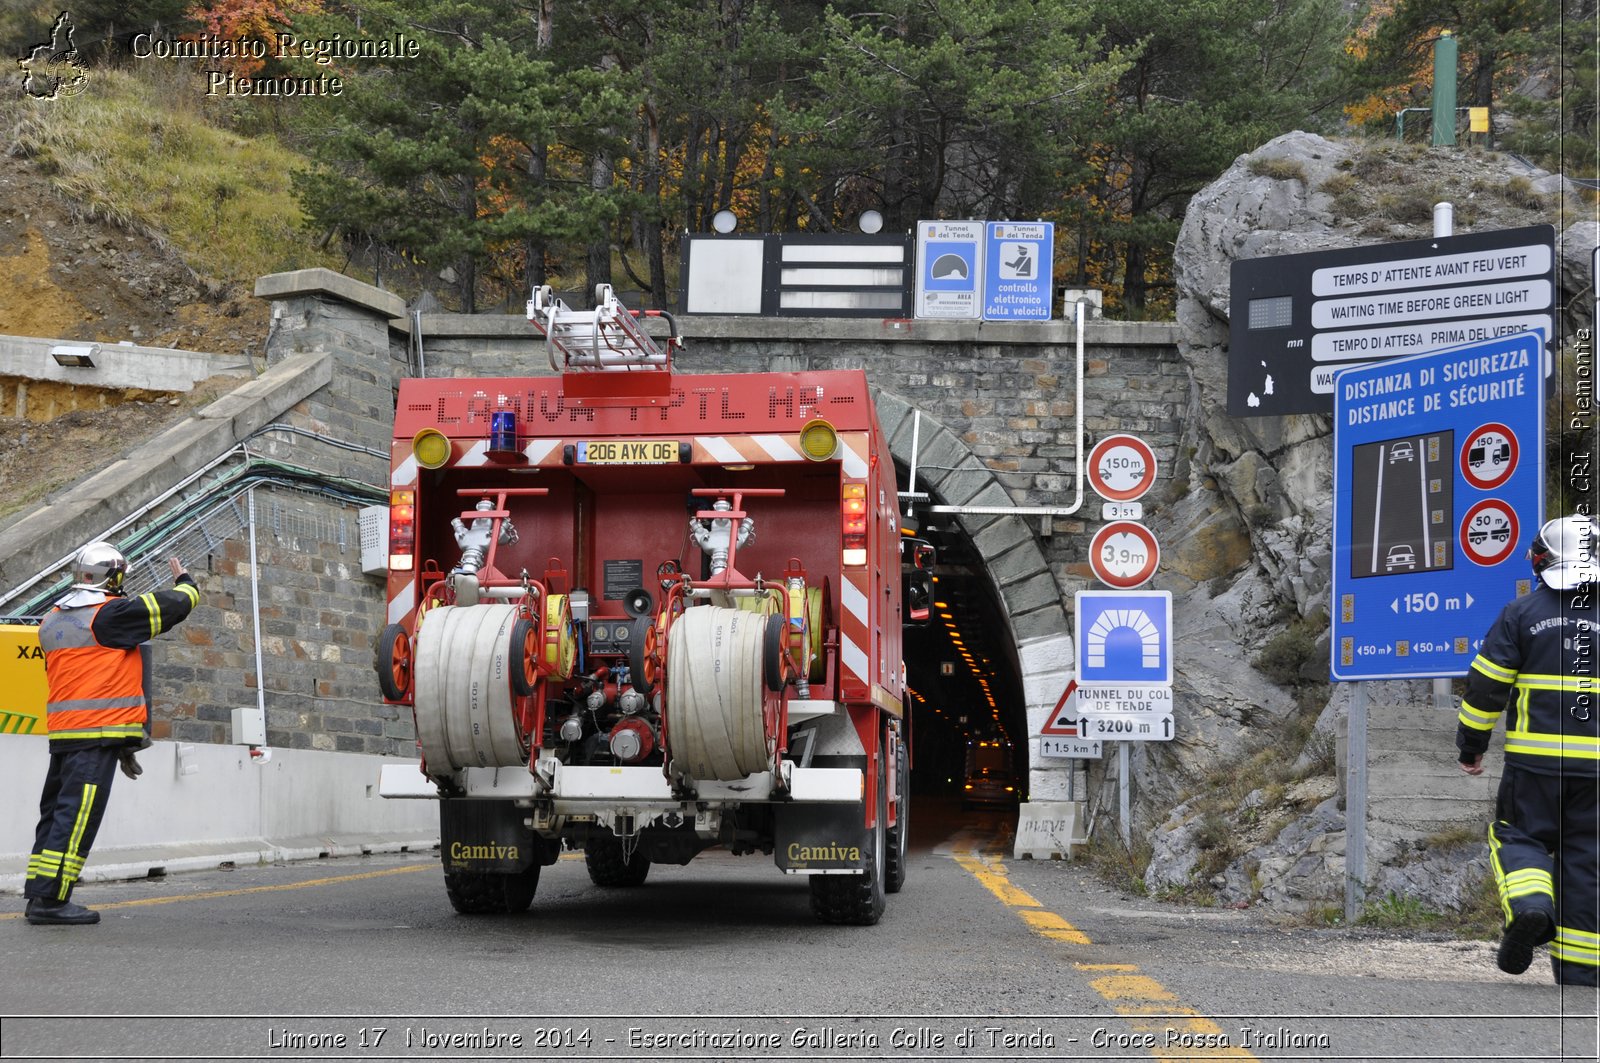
[954,848,1261,1062]
[952,850,1044,908]
[1017,905,1092,944]
[0,862,432,920]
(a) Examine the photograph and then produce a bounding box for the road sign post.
[1330,331,1545,680]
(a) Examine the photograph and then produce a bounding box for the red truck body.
[377,288,910,924]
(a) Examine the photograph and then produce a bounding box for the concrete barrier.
[0,334,251,397]
[0,735,438,892]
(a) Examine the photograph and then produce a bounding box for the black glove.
[117,749,143,780]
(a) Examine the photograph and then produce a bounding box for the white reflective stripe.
[1505,735,1600,758]
[841,436,868,479]
[754,434,804,462]
[391,455,418,487]
[456,440,490,467]
[841,633,869,684]
[840,576,869,625]
[47,696,144,712]
[523,438,560,465]
[388,580,416,626]
[697,436,745,464]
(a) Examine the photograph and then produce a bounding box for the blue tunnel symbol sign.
[1085,609,1161,673]
[1076,590,1171,684]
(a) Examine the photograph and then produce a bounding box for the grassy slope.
[7,64,337,286]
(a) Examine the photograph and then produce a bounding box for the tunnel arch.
[871,389,1075,793]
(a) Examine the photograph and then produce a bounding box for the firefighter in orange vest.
[24,542,198,925]
[1457,514,1600,986]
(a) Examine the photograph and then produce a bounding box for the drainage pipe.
[924,298,1088,520]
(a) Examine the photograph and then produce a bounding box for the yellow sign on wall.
[0,624,47,734]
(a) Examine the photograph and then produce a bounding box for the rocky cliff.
[1131,132,1595,914]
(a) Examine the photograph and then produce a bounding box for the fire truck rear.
[376,285,914,925]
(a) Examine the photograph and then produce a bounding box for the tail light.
[841,480,867,566]
[389,490,416,571]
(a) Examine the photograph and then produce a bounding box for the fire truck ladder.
[527,283,680,374]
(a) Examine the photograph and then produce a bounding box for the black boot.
[25,898,100,925]
[1497,909,1552,975]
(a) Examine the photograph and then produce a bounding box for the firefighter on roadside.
[1457,513,1600,987]
[23,544,198,926]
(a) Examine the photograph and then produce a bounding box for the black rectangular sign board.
[1228,224,1554,417]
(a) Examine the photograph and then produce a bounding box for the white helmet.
[1529,515,1600,590]
[71,541,127,594]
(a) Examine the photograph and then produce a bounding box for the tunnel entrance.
[897,462,1029,801]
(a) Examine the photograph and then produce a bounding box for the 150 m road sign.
[1330,331,1544,680]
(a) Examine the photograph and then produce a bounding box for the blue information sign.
[983,222,1053,321]
[915,220,983,319]
[1075,589,1172,684]
[1330,331,1544,681]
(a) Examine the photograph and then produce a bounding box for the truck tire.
[443,865,540,914]
[584,835,651,887]
[809,752,887,925]
[885,735,909,894]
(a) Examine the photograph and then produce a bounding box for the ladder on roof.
[526,283,679,373]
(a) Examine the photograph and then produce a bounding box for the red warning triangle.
[1039,679,1079,735]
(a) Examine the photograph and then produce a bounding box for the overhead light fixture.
[858,209,884,234]
[51,344,98,368]
[711,209,739,234]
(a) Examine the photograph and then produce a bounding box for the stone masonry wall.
[414,313,1189,599]
[155,274,1187,761]
[135,271,414,756]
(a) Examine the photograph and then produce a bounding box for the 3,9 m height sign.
[1330,331,1544,680]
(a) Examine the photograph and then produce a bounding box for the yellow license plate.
[577,440,679,464]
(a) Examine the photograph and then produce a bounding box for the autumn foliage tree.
[184,0,323,74]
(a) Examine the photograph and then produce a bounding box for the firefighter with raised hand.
[23,545,199,926]
[1457,514,1600,987]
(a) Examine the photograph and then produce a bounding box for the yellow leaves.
[183,0,325,76]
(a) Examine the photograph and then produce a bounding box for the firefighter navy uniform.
[24,575,198,913]
[1457,582,1600,986]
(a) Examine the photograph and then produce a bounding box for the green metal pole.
[1432,31,1458,146]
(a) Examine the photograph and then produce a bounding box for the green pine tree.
[291,0,633,311]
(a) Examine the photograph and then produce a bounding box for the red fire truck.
[377,285,919,924]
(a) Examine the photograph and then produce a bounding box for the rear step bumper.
[379,761,861,804]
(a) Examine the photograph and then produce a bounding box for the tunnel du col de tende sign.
[1329,330,1543,682]
[1227,225,1554,417]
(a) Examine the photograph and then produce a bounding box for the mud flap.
[775,800,870,873]
[439,800,550,874]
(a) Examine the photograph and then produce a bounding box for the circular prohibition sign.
[1458,498,1520,567]
[1087,434,1158,502]
[1089,520,1161,589]
[1459,422,1518,492]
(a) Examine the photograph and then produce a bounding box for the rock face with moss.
[1138,131,1589,914]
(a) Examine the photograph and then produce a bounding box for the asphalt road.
[1,798,1595,1062]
